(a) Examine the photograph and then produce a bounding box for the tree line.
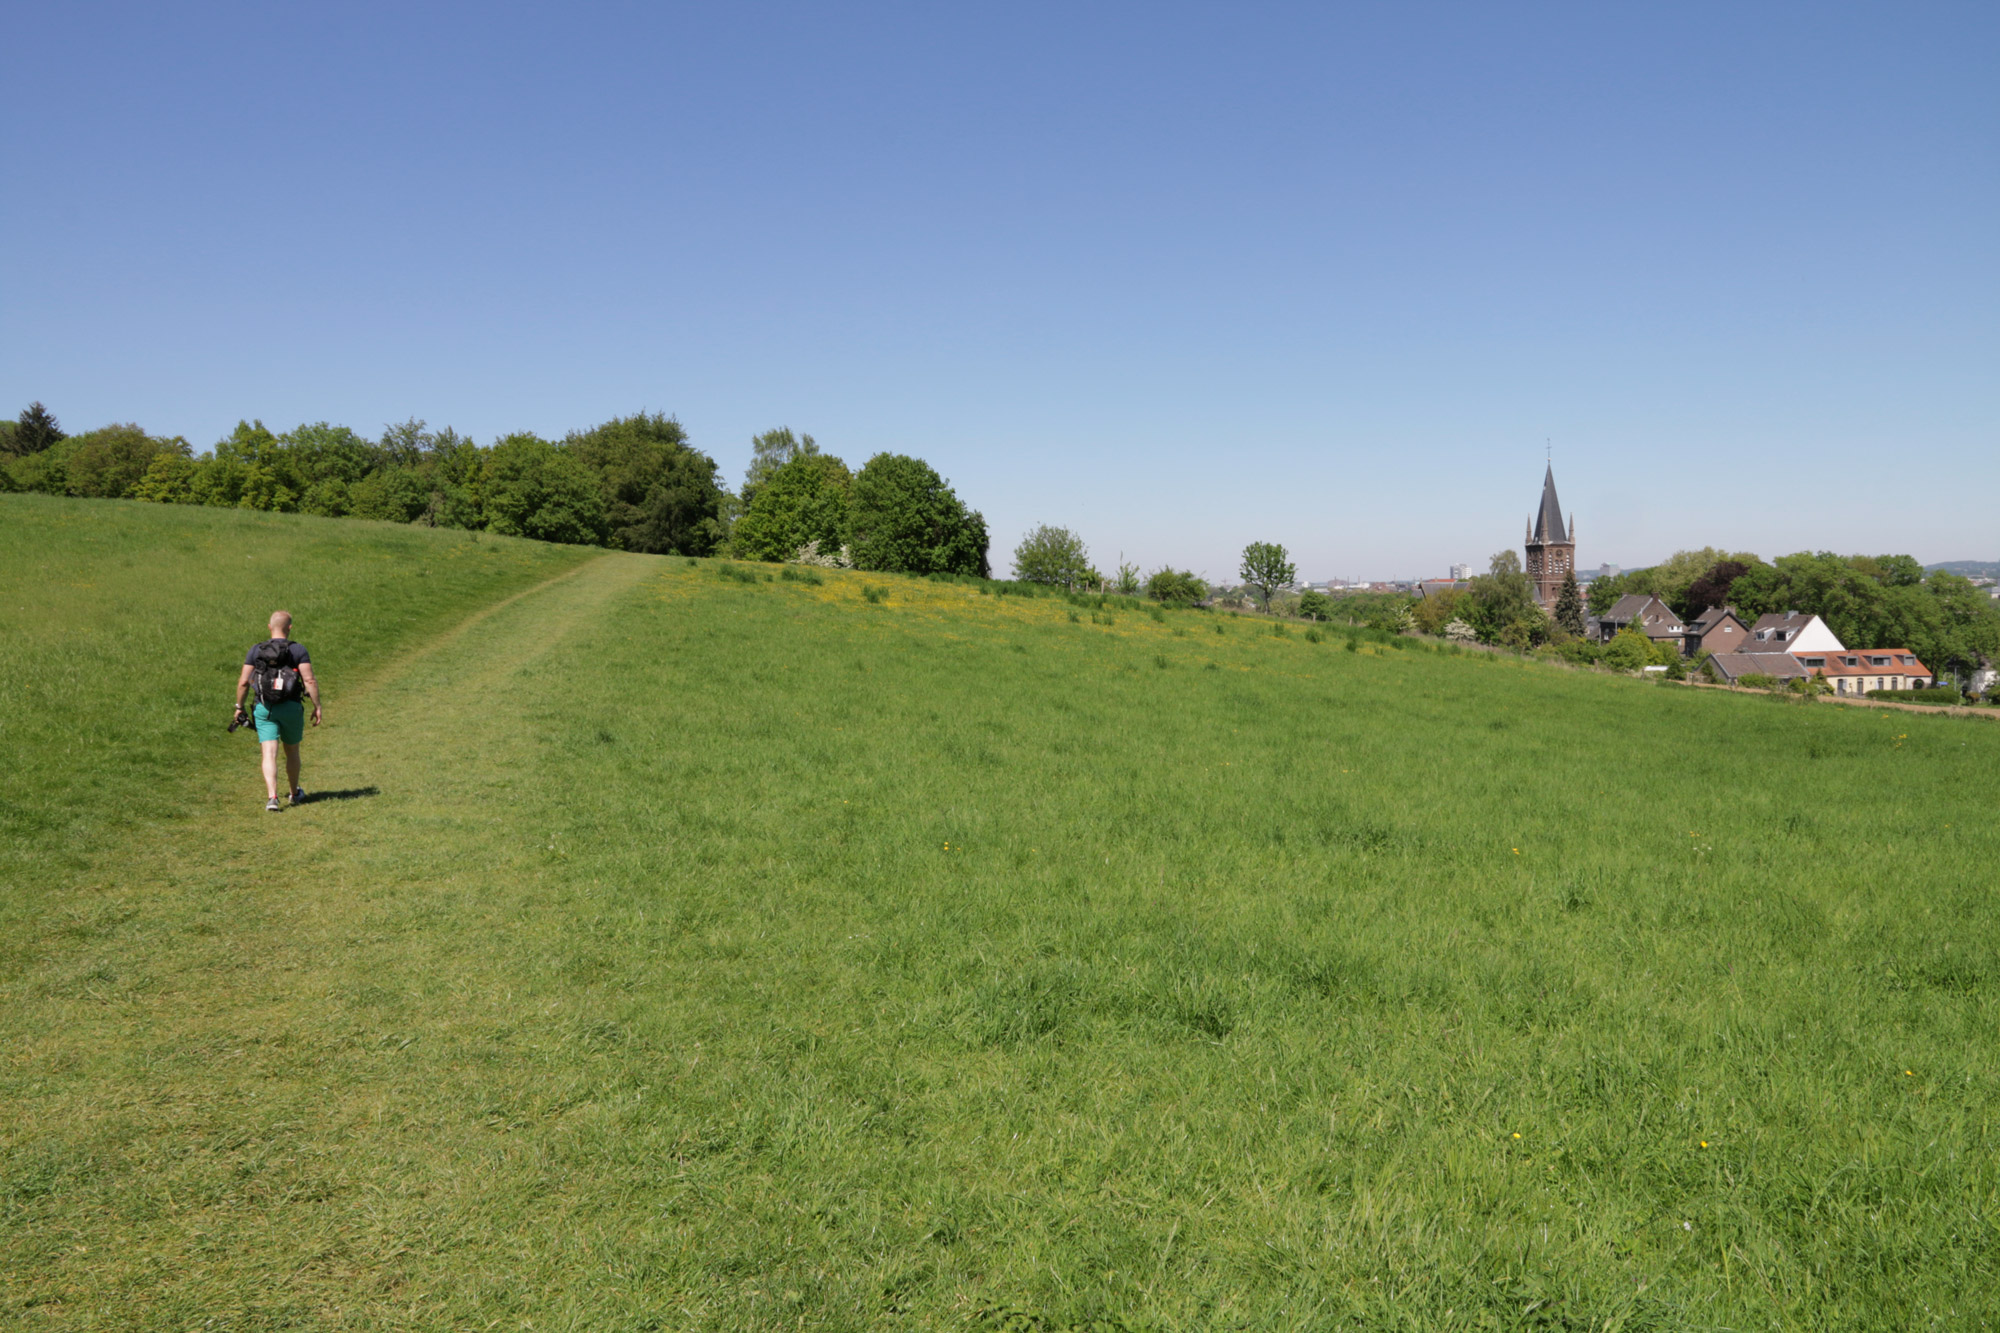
[0,404,988,575]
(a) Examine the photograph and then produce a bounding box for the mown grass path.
[7,509,2000,1331]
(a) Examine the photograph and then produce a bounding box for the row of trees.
[1,403,988,575]
[1007,526,1299,612]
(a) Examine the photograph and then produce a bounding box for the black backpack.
[251,639,305,706]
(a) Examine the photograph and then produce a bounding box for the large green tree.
[1238,541,1295,610]
[733,452,852,562]
[565,413,726,555]
[846,454,988,576]
[1465,550,1548,649]
[1011,524,1096,589]
[482,434,609,546]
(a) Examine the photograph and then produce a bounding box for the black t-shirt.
[245,640,311,668]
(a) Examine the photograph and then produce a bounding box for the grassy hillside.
[4,498,1999,1331]
[0,495,596,888]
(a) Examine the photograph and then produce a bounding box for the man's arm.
[233,664,254,718]
[300,663,322,725]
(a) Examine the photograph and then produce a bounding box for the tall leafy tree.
[565,413,726,554]
[1238,541,1296,610]
[482,433,609,546]
[742,427,819,504]
[733,452,852,561]
[12,402,65,456]
[846,453,988,576]
[1684,559,1752,615]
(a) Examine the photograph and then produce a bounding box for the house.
[1597,594,1686,651]
[1417,579,1469,598]
[1706,651,1810,686]
[1795,649,1934,695]
[1684,605,1749,658]
[1747,610,1843,654]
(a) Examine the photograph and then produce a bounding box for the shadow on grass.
[303,787,380,803]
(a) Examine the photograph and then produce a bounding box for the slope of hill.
[5,496,1998,1330]
[1925,559,1999,578]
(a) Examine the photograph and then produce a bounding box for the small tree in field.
[1113,559,1142,596]
[1012,525,1096,589]
[1239,541,1295,611]
[1554,570,1586,637]
[1297,590,1333,621]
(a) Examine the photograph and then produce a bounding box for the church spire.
[1530,464,1567,545]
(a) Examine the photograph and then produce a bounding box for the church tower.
[1523,464,1575,611]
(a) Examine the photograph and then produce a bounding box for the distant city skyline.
[6,5,1994,579]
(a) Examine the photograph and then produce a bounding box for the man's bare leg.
[260,740,282,800]
[284,743,302,799]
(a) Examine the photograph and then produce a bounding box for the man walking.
[233,611,323,811]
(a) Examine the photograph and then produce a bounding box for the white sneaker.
[266,798,282,812]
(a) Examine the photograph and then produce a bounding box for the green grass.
[5,496,2000,1330]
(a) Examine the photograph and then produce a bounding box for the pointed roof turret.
[1530,464,1567,544]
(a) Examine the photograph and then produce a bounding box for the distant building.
[1449,563,1470,581]
[1597,563,1621,580]
[1597,594,1687,651]
[1707,652,1810,686]
[1684,605,1750,658]
[1796,650,1934,695]
[1522,465,1575,611]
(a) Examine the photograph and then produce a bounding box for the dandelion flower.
[1700,1141,1708,1148]
[1905,1069,1915,1076]
[1511,1132,1521,1139]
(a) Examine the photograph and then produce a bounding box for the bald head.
[269,610,293,637]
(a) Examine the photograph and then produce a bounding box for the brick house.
[1684,605,1749,658]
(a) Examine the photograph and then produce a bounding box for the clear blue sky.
[6,2,1994,580]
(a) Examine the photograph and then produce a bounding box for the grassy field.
[4,494,1999,1331]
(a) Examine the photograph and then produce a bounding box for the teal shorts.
[253,700,305,744]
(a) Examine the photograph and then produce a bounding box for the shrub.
[716,563,762,584]
[1146,568,1208,608]
[778,565,824,586]
[1868,687,1964,704]
[1297,590,1333,621]
[1600,626,1654,673]
[861,585,887,604]
[1305,628,1323,644]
